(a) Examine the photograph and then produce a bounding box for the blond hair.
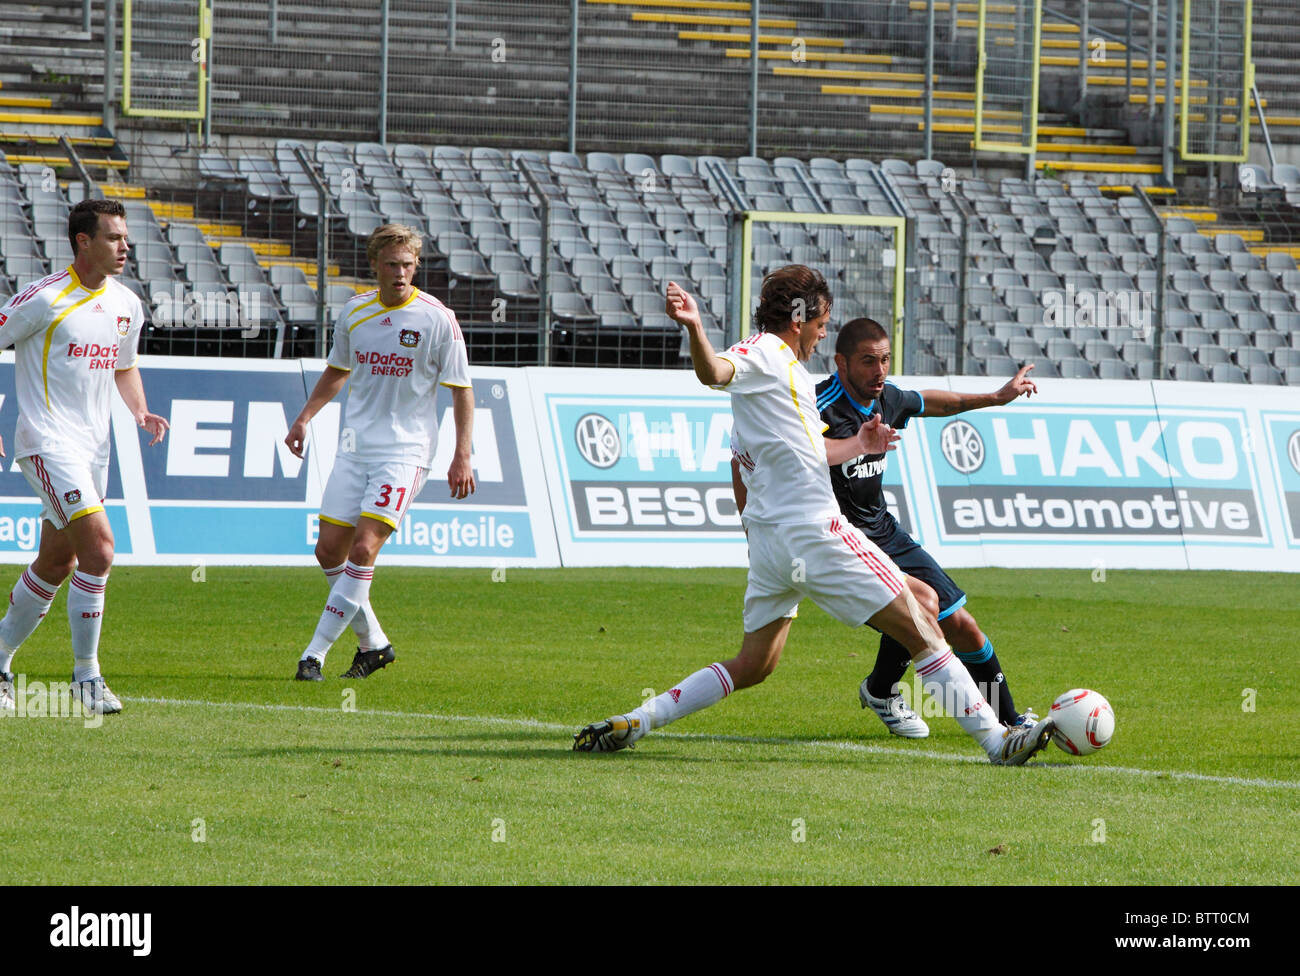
[366,223,424,266]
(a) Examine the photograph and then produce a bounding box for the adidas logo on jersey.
[92,303,104,313]
[379,316,393,327]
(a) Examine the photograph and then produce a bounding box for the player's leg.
[573,617,790,752]
[814,518,1050,763]
[894,537,1033,727]
[300,515,392,673]
[868,589,1049,763]
[300,461,422,678]
[60,508,120,713]
[0,519,77,712]
[574,520,799,752]
[859,575,935,738]
[940,607,1030,726]
[315,518,390,662]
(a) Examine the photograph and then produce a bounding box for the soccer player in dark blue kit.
[816,317,1039,737]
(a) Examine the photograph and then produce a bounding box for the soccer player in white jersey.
[0,198,169,715]
[285,223,475,681]
[574,267,1055,764]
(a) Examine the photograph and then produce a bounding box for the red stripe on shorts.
[31,456,67,525]
[831,518,903,597]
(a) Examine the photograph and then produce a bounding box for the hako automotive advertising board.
[525,368,747,567]
[903,378,1295,571]
[0,354,1295,571]
[0,355,558,566]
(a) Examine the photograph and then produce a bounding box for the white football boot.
[859,679,930,738]
[990,717,1055,766]
[70,676,123,715]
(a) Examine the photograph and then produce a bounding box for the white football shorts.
[18,454,109,530]
[742,516,907,633]
[319,453,429,531]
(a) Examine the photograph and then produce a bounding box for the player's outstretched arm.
[920,364,1037,417]
[113,366,169,446]
[446,384,476,499]
[666,281,734,387]
[824,415,899,464]
[285,366,350,459]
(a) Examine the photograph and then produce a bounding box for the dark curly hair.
[754,264,832,333]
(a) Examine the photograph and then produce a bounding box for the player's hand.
[0,434,5,458]
[285,420,309,459]
[856,415,899,455]
[997,364,1037,403]
[447,454,476,500]
[665,281,702,331]
[138,411,169,447]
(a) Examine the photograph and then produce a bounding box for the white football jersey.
[0,266,144,464]
[716,331,838,525]
[326,287,471,466]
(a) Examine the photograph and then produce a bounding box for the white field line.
[125,696,1300,792]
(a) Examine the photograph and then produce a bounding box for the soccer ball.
[1049,689,1114,756]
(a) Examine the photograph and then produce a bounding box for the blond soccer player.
[285,224,475,680]
[573,267,1055,765]
[0,198,169,715]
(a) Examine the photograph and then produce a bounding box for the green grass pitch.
[1,565,1296,885]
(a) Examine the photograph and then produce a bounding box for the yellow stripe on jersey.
[318,514,355,527]
[346,288,421,333]
[40,279,91,407]
[788,359,819,449]
[68,505,105,523]
[344,296,382,333]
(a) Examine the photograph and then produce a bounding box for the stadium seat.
[1057,358,1097,379]
[1209,362,1247,383]
[1173,362,1210,381]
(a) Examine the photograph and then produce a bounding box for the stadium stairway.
[0,0,125,177]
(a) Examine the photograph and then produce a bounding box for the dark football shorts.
[870,520,967,621]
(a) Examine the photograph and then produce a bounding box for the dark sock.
[865,633,912,700]
[955,637,1019,723]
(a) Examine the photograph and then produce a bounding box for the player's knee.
[314,539,340,568]
[914,586,939,619]
[945,611,985,651]
[38,554,76,584]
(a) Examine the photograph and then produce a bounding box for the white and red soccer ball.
[1050,689,1115,756]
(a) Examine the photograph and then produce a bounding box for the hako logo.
[941,419,985,474]
[574,413,621,468]
[1289,430,1300,475]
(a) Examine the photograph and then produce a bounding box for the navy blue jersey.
[816,375,924,538]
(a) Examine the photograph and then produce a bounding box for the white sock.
[68,570,108,682]
[640,663,735,730]
[323,564,389,651]
[304,561,373,662]
[914,648,1006,756]
[0,567,60,671]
